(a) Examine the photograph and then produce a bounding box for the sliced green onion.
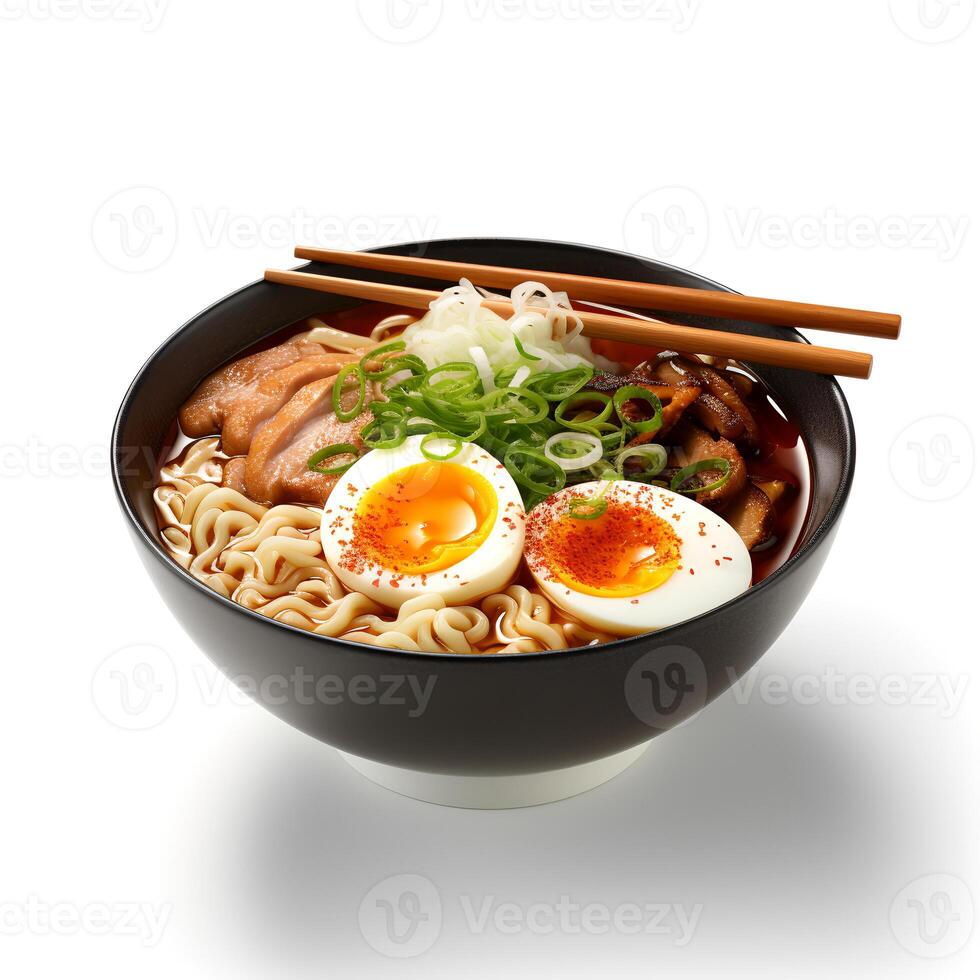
[670,457,733,495]
[332,364,366,422]
[514,335,542,361]
[525,365,593,401]
[361,415,407,450]
[504,447,566,498]
[615,444,668,480]
[425,361,480,398]
[479,387,549,424]
[555,391,613,432]
[568,497,608,520]
[420,431,463,461]
[359,340,406,375]
[568,479,615,520]
[613,385,663,435]
[307,443,359,475]
[544,432,604,472]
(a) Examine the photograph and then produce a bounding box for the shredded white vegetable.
[401,278,617,378]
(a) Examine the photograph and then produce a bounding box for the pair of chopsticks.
[264,247,902,379]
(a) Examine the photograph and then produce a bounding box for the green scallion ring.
[360,341,408,380]
[525,365,593,401]
[568,497,609,520]
[613,385,663,435]
[420,431,464,461]
[504,446,567,498]
[479,387,549,424]
[361,415,407,450]
[423,362,481,397]
[307,443,360,475]
[555,391,613,431]
[332,363,366,422]
[615,444,668,480]
[670,457,733,495]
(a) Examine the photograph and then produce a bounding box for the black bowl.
[113,238,854,792]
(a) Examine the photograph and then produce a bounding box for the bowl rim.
[112,236,856,664]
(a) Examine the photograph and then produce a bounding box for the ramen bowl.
[113,238,855,808]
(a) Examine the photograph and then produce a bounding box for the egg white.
[524,481,752,635]
[320,435,526,608]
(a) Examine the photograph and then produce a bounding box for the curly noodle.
[154,438,611,654]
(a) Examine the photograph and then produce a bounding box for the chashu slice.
[179,340,327,437]
[220,352,359,456]
[240,376,372,507]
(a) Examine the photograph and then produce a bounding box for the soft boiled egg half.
[321,435,526,607]
[524,481,752,635]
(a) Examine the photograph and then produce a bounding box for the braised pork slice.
[722,483,775,550]
[179,340,327,437]
[220,353,358,456]
[671,420,747,509]
[241,377,372,506]
[221,456,248,496]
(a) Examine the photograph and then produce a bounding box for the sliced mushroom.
[591,364,703,444]
[671,421,747,509]
[721,368,754,400]
[691,392,745,441]
[722,483,775,550]
[753,479,792,507]
[656,353,760,449]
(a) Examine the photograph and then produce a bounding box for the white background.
[1,1,978,976]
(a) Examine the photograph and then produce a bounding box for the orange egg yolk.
[353,461,497,574]
[540,498,682,598]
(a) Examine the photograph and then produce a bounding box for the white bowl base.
[338,741,651,809]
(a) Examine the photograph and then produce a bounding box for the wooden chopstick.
[293,245,900,341]
[265,268,873,379]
